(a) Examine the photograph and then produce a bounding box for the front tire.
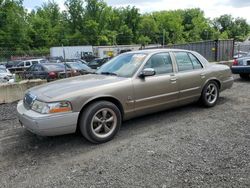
[79,101,121,144]
[201,81,219,107]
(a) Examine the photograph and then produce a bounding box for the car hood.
[28,74,128,100]
[0,73,12,78]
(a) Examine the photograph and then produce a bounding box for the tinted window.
[34,65,43,71]
[144,53,173,75]
[188,53,203,69]
[32,61,39,64]
[174,52,193,72]
[25,62,31,66]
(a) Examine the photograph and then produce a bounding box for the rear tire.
[79,101,121,144]
[201,81,219,107]
[240,73,249,79]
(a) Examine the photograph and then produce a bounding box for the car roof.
[23,59,45,61]
[127,48,195,55]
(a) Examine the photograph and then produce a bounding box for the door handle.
[200,73,206,78]
[170,78,177,81]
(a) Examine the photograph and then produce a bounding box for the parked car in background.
[17,59,48,68]
[24,63,71,81]
[17,49,233,144]
[0,66,14,83]
[5,60,22,69]
[65,61,93,75]
[231,55,250,79]
[88,57,112,69]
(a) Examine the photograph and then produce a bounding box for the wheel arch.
[202,78,221,91]
[76,96,124,132]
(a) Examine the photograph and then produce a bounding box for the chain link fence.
[0,48,49,62]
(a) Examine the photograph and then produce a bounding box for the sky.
[23,0,250,23]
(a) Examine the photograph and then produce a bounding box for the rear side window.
[25,61,31,66]
[32,61,39,64]
[144,53,173,75]
[174,52,193,72]
[188,53,203,69]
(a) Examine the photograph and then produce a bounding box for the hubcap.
[206,83,218,104]
[91,108,117,138]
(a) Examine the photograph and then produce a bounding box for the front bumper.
[17,101,79,136]
[231,66,250,74]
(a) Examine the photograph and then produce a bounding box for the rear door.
[133,52,178,115]
[173,51,206,102]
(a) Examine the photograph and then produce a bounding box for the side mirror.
[139,68,156,78]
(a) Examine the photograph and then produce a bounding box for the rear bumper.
[17,101,79,136]
[231,66,250,74]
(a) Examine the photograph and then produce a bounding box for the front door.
[133,52,179,116]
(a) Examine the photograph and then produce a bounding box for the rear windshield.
[67,62,91,71]
[43,64,65,71]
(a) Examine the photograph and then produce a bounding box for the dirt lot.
[0,76,249,188]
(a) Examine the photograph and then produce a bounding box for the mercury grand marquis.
[17,49,234,143]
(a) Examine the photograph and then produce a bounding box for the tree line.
[0,0,249,56]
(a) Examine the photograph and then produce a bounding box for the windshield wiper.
[100,72,117,76]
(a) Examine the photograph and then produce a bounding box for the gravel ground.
[0,76,249,188]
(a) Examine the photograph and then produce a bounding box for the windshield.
[67,62,92,71]
[96,53,148,77]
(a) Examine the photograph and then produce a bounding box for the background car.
[17,59,47,68]
[65,61,93,75]
[0,66,14,83]
[88,57,112,69]
[231,54,250,79]
[24,63,72,81]
[5,60,22,69]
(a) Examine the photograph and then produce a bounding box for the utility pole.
[162,29,165,48]
[62,44,67,78]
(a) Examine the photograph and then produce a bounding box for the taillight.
[49,71,56,78]
[233,59,238,66]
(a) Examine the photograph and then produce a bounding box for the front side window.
[25,62,31,66]
[143,53,173,75]
[174,52,193,72]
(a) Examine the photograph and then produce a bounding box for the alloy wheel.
[91,108,117,139]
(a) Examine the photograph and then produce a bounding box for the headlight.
[31,100,72,114]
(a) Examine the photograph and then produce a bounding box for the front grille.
[23,93,36,109]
